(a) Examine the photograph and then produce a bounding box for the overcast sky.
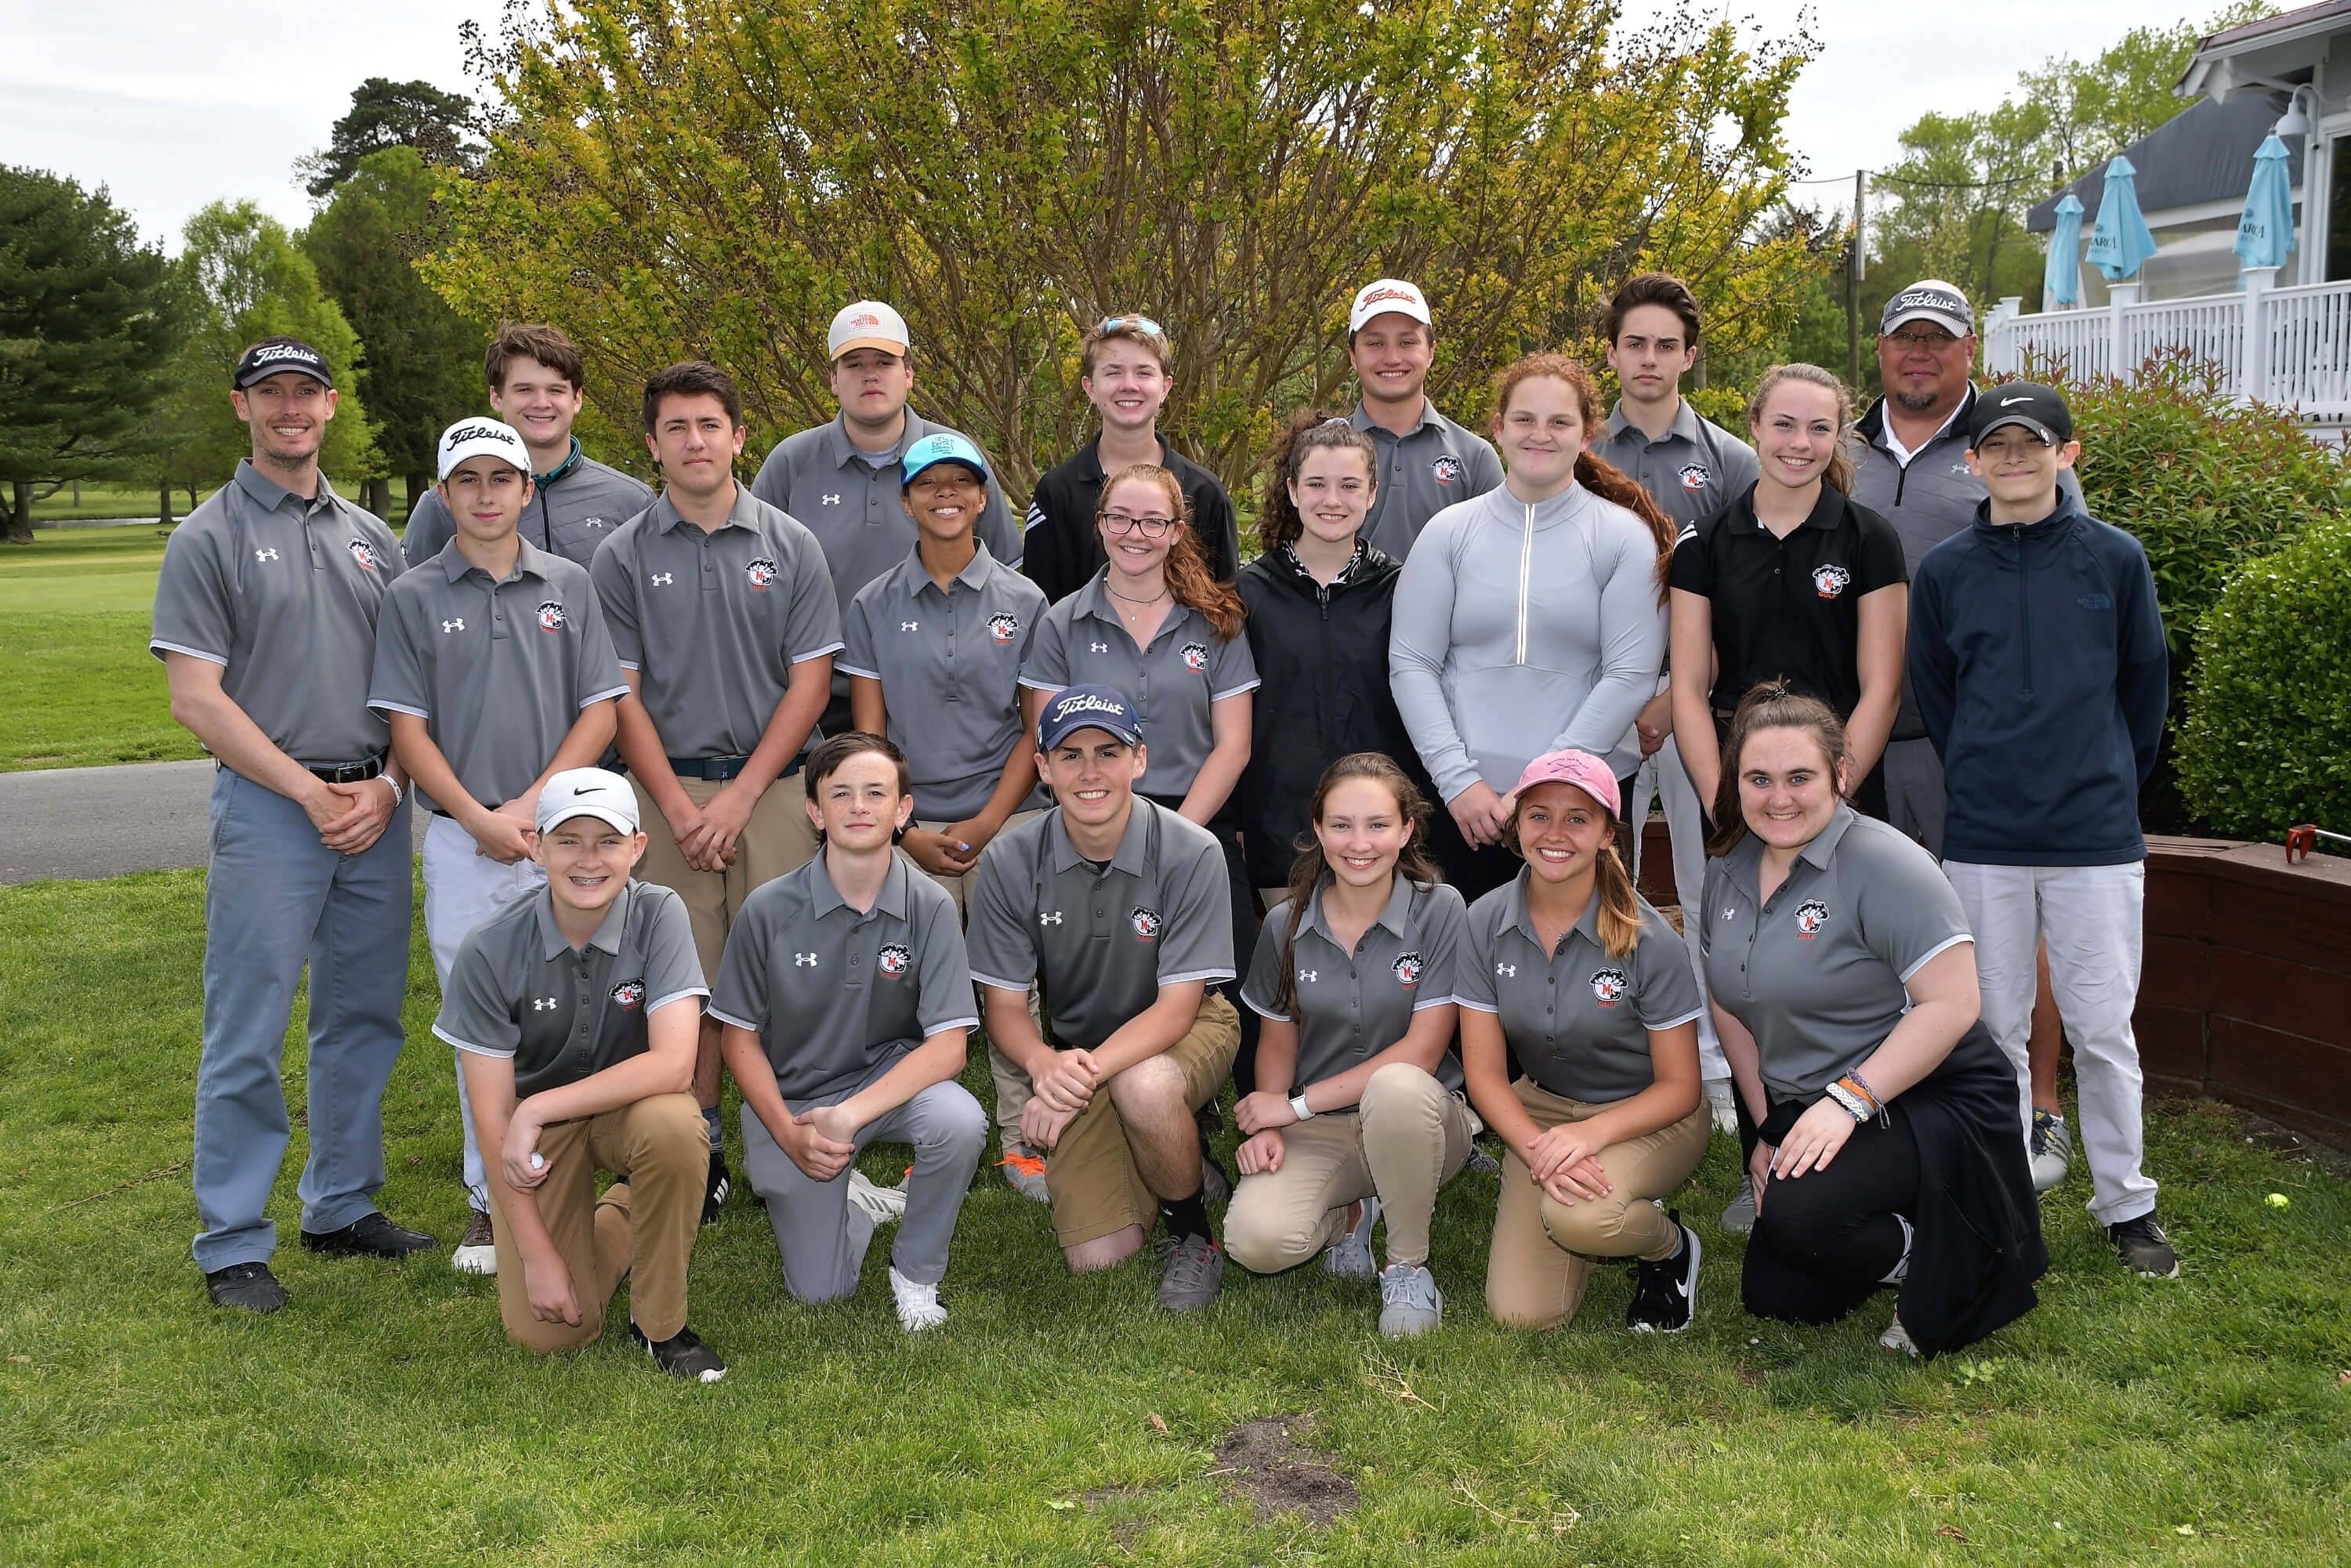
[0,0,2220,248]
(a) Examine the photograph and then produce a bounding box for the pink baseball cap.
[1512,750,1619,818]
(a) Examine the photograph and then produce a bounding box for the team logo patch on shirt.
[1392,951,1425,988]
[1678,463,1710,494]
[1180,642,1208,672]
[1794,899,1830,939]
[610,979,646,1009]
[877,943,911,977]
[347,539,382,571]
[537,600,567,632]
[745,556,780,588]
[1590,967,1630,1007]
[1431,454,1464,485]
[1811,564,1852,599]
[988,612,1020,644]
[1130,907,1163,942]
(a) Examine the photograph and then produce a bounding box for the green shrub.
[2175,512,2351,841]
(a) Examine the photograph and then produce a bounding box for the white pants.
[1626,735,1728,1081]
[1943,860,2156,1225]
[422,813,547,1212]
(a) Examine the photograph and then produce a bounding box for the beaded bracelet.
[1823,1080,1873,1122]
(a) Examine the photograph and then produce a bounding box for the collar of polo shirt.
[537,883,635,961]
[1495,866,1607,950]
[810,850,911,921]
[653,487,754,534]
[1796,800,1862,869]
[440,534,559,585]
[1296,871,1418,945]
[825,407,925,469]
[234,460,333,514]
[1049,795,1155,875]
[1744,484,1849,534]
[1350,400,1441,437]
[1603,398,1705,447]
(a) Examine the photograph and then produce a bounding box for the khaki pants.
[911,808,1048,1153]
[1224,1062,1473,1273]
[1485,1079,1710,1331]
[1045,994,1240,1248]
[487,1092,706,1352]
[631,772,819,981]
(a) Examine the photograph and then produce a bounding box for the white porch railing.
[1982,268,2351,421]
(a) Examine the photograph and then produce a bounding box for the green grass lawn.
[2,871,2346,1563]
[0,531,193,770]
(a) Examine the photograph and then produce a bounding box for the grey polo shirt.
[1592,400,1761,529]
[588,484,844,759]
[1350,400,1505,561]
[707,852,979,1107]
[1700,804,1974,1103]
[748,409,1023,617]
[150,459,404,766]
[368,538,629,813]
[1241,875,1469,1094]
[400,446,654,570]
[1457,871,1704,1103]
[1017,572,1259,799]
[433,880,708,1099]
[838,542,1045,821]
[967,798,1234,1051]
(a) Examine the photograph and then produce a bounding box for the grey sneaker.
[1154,1233,1224,1312]
[999,1144,1051,1203]
[1879,1313,1920,1358]
[1720,1174,1757,1236]
[1324,1196,1382,1280]
[451,1207,497,1276]
[2107,1211,2180,1279]
[1377,1262,1444,1338]
[1462,1143,1504,1179]
[848,1170,907,1226]
[2029,1110,2073,1193]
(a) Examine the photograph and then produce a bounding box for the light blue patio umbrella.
[2233,133,2298,270]
[2085,155,2158,282]
[2044,192,2085,306]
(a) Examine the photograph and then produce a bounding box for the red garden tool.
[2284,824,2351,863]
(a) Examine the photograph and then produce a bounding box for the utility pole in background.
[1846,168,1867,389]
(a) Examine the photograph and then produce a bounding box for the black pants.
[1742,1099,1919,1326]
[1145,795,1261,1097]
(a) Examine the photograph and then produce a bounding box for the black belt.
[305,756,384,784]
[668,755,803,782]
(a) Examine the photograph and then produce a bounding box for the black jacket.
[1759,1027,2047,1358]
[1021,436,1242,604]
[1234,542,1430,887]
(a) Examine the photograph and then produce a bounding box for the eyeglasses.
[1884,330,1963,351]
[1101,509,1177,538]
[1098,315,1165,339]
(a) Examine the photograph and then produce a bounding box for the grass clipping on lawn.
[2,869,2347,1564]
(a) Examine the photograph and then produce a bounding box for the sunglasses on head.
[1098,315,1165,339]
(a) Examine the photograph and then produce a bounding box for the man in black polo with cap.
[152,336,434,1313]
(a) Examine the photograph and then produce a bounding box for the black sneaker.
[1627,1214,1701,1334]
[299,1212,437,1258]
[205,1261,288,1313]
[630,1320,728,1382]
[702,1150,731,1226]
[1198,1132,1233,1208]
[2106,1212,2180,1278]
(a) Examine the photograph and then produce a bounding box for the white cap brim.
[536,805,639,837]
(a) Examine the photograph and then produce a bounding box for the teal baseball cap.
[901,431,990,489]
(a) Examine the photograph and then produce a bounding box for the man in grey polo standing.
[152,337,435,1313]
[1345,278,1505,560]
[749,300,1023,735]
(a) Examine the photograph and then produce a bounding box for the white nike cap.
[537,767,640,835]
[437,418,532,481]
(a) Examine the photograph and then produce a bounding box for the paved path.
[0,759,427,885]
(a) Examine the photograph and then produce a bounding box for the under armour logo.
[901,621,919,632]
[1722,907,1737,920]
[1039,911,1063,926]
[1297,969,1317,983]
[442,618,465,633]
[794,952,819,966]
[1089,641,1108,654]
[254,548,279,562]
[650,572,675,586]
[822,493,842,505]
[531,997,557,1011]
[1495,962,1516,978]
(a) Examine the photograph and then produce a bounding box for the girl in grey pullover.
[1390,355,1674,888]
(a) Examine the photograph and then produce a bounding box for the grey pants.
[194,767,414,1270]
[740,1070,987,1302]
[1882,738,1947,857]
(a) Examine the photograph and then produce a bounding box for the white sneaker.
[890,1266,948,1331]
[1704,1076,1739,1137]
[1879,1313,1920,1358]
[848,1169,907,1226]
[2029,1110,2073,1194]
[451,1208,497,1276]
[1324,1196,1381,1280]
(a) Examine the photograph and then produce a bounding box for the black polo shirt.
[1019,436,1242,604]
[1668,484,1906,716]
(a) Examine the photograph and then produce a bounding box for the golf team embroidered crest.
[610,979,646,1009]
[988,612,1020,644]
[1393,951,1425,989]
[877,943,911,977]
[1794,899,1830,938]
[537,600,567,632]
[347,539,382,571]
[745,557,779,588]
[1130,907,1163,942]
[1180,642,1208,672]
[1590,967,1630,1007]
[1678,463,1709,493]
[1432,454,1465,484]
[1811,564,1852,599]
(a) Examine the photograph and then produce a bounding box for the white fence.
[1982,267,2351,421]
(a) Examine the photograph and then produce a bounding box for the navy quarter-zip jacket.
[1907,495,2167,866]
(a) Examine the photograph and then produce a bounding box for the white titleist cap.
[536,767,640,835]
[828,301,911,359]
[1349,278,1432,335]
[437,418,531,481]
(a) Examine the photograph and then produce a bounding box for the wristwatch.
[1289,1092,1314,1121]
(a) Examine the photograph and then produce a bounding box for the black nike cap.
[1969,382,2073,449]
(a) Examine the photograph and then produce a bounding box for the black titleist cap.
[1969,382,2074,448]
[233,339,334,390]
